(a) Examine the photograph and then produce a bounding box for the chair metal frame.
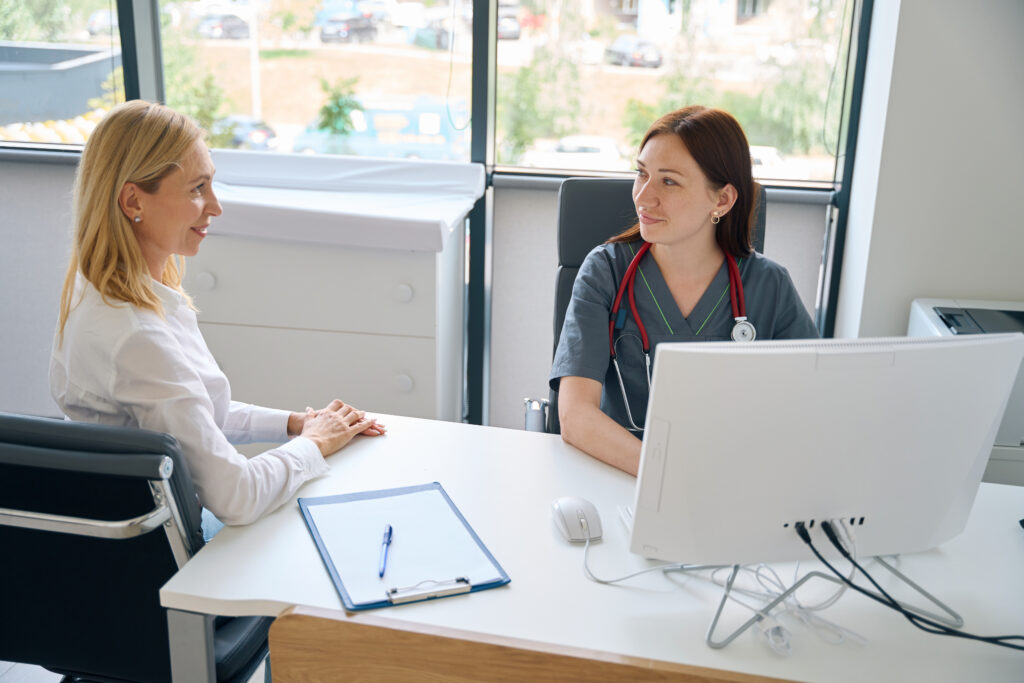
[0,412,270,683]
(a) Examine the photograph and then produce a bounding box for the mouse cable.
[580,536,722,585]
[795,521,1024,652]
[705,519,857,615]
[711,539,852,614]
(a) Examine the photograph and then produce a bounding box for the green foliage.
[278,11,298,32]
[259,49,311,60]
[0,0,68,41]
[735,62,828,154]
[86,66,125,110]
[622,99,658,151]
[497,67,542,162]
[623,70,713,151]
[587,14,619,41]
[160,26,232,147]
[624,54,833,157]
[519,0,545,16]
[317,77,362,137]
[497,45,581,164]
[174,72,233,145]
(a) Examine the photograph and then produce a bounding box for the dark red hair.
[609,105,758,258]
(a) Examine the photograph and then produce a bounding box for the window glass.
[0,0,123,145]
[159,0,472,161]
[496,0,854,182]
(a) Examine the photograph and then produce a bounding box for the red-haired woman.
[550,106,818,475]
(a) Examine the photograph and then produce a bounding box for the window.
[4,0,859,186]
[495,0,855,183]
[156,0,472,161]
[0,0,124,146]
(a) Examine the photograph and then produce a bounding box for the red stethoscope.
[608,241,756,431]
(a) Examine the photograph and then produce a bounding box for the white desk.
[160,415,1024,682]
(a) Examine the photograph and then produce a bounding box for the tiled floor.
[0,659,267,682]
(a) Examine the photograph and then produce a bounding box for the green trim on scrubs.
[550,242,818,434]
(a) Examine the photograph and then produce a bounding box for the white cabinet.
[186,151,484,422]
[185,232,465,421]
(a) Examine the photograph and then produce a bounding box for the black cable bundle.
[793,521,1024,652]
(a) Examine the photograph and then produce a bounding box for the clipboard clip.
[385,576,471,604]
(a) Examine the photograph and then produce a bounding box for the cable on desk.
[578,518,863,655]
[576,516,723,584]
[707,557,866,651]
[794,521,1024,652]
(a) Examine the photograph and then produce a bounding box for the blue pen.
[378,523,393,578]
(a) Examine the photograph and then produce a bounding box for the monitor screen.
[629,334,1024,566]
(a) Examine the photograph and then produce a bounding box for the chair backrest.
[0,412,203,682]
[547,178,767,433]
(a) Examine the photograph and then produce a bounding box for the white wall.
[836,0,1024,337]
[489,185,560,429]
[0,156,76,417]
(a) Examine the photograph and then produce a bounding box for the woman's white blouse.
[50,275,328,525]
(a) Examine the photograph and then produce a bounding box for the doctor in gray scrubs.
[550,105,818,475]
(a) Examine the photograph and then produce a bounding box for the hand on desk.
[292,399,387,456]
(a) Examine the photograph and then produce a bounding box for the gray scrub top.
[549,241,819,434]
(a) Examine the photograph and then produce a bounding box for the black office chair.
[529,177,766,434]
[0,412,272,683]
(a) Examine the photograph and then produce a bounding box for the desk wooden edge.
[269,605,794,683]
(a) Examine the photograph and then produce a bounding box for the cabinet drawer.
[201,323,439,419]
[185,235,437,337]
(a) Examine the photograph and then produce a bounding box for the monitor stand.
[695,557,964,649]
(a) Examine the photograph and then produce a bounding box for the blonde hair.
[57,100,203,344]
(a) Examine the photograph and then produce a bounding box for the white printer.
[908,299,1024,485]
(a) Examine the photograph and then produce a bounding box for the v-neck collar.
[631,246,733,337]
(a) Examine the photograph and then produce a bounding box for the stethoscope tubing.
[609,241,753,432]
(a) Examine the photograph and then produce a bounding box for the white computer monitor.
[629,334,1024,566]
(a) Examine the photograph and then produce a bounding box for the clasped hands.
[289,398,386,456]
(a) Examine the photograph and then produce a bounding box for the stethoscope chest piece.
[609,242,757,431]
[731,317,756,342]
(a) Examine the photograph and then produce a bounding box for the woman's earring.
[133,215,142,223]
[711,212,720,225]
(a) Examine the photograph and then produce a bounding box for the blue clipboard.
[299,482,510,610]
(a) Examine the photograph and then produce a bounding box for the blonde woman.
[51,100,385,529]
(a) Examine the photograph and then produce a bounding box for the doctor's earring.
[711,213,721,224]
[133,215,142,223]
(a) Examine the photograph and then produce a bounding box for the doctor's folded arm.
[49,100,385,530]
[551,106,818,476]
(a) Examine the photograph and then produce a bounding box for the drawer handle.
[394,374,415,393]
[392,283,414,303]
[193,271,217,292]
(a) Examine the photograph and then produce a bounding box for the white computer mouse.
[551,496,603,542]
